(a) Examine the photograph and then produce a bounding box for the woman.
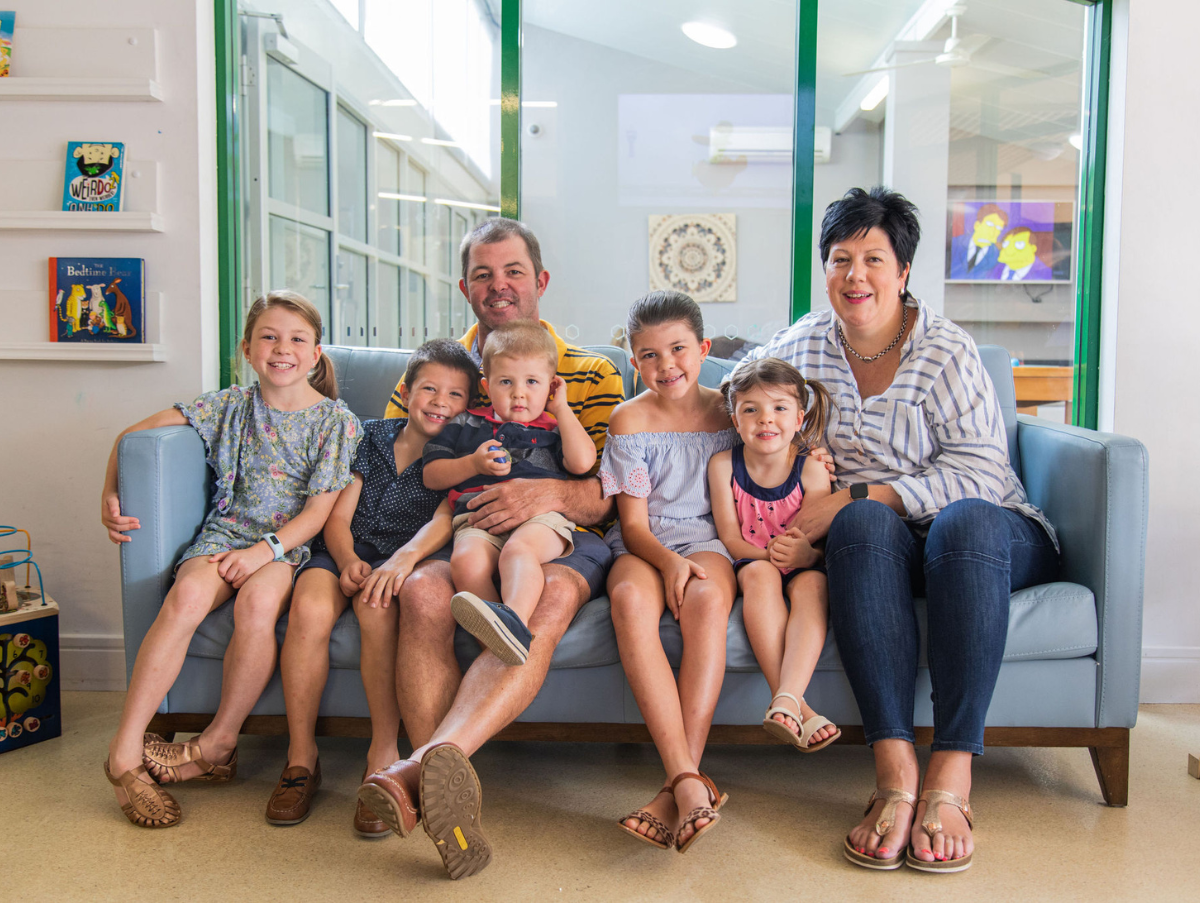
[737,186,1058,873]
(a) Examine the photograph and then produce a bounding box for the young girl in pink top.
[708,357,841,752]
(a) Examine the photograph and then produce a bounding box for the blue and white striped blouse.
[736,297,1057,547]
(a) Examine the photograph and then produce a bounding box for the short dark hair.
[819,186,921,275]
[626,290,705,346]
[402,338,480,403]
[459,218,544,283]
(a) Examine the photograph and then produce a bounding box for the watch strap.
[262,532,286,561]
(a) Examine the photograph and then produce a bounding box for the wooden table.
[1012,365,1073,421]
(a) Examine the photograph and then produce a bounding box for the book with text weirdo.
[49,257,144,342]
[61,141,125,211]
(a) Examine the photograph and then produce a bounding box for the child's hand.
[472,439,511,477]
[768,528,820,570]
[546,376,572,418]
[339,559,373,598]
[660,553,707,620]
[358,555,415,608]
[101,493,140,544]
[810,446,836,482]
[210,542,276,588]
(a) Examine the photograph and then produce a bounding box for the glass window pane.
[377,263,401,347]
[338,107,368,243]
[405,162,427,265]
[377,141,401,255]
[267,58,329,216]
[336,248,369,345]
[431,281,452,339]
[521,2,798,348]
[815,1,1086,422]
[405,269,427,343]
[269,216,331,338]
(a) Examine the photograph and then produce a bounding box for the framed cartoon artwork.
[945,199,1073,283]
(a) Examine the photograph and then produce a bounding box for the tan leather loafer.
[265,761,321,826]
[357,758,421,839]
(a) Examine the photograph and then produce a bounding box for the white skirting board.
[60,634,126,692]
[1139,647,1200,703]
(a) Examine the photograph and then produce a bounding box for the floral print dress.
[175,385,359,569]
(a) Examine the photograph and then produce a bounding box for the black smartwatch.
[849,483,870,501]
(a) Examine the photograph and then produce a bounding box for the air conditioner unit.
[708,125,832,165]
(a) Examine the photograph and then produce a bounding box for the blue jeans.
[825,498,1058,755]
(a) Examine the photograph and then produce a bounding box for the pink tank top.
[731,444,806,574]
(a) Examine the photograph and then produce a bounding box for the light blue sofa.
[118,344,1148,805]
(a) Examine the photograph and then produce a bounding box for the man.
[992,226,1054,281]
[948,203,1007,279]
[360,218,624,880]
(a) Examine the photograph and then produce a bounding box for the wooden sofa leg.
[1089,729,1130,807]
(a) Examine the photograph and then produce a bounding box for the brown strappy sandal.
[104,760,182,828]
[843,787,916,870]
[673,772,726,854]
[616,784,676,850]
[142,733,237,784]
[905,789,975,873]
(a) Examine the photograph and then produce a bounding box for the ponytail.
[309,351,338,400]
[795,378,832,453]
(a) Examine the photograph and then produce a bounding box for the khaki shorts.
[452,511,577,559]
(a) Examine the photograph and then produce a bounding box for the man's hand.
[472,439,511,477]
[546,375,572,419]
[101,493,139,544]
[357,554,416,608]
[339,559,372,598]
[210,542,276,589]
[465,477,561,534]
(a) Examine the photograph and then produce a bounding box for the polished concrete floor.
[3,693,1197,902]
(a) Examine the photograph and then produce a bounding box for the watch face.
[850,483,869,500]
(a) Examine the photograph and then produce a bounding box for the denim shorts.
[426,527,612,600]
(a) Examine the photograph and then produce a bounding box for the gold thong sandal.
[762,691,842,752]
[906,789,975,873]
[843,788,917,870]
[616,784,676,851]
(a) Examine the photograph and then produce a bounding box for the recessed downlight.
[682,21,737,49]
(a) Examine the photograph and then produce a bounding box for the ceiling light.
[421,137,461,147]
[434,198,501,212]
[378,192,427,202]
[369,99,418,107]
[374,131,413,142]
[1068,133,1084,151]
[860,78,889,111]
[681,22,737,49]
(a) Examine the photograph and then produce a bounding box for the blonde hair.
[242,290,338,399]
[723,357,833,459]
[480,321,558,376]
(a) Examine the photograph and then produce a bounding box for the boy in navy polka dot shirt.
[423,322,597,666]
[269,339,479,833]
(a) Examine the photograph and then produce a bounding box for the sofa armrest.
[1016,415,1149,728]
[117,426,212,684]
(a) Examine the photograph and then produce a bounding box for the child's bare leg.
[739,560,789,688]
[281,568,349,770]
[674,551,736,846]
[450,536,500,601]
[108,557,233,775]
[497,522,569,623]
[353,591,402,773]
[774,571,836,741]
[198,562,296,759]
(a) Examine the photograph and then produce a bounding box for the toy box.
[0,596,60,754]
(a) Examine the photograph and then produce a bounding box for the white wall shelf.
[0,77,163,102]
[0,343,167,362]
[0,212,164,232]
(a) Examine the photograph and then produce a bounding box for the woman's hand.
[101,493,139,544]
[339,558,372,598]
[659,553,707,620]
[810,446,837,482]
[210,542,276,589]
[357,554,416,608]
[472,439,511,477]
[768,528,821,569]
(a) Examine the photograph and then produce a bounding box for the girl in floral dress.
[99,291,359,828]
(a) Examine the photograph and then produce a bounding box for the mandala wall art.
[648,213,737,303]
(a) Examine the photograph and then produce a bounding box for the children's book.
[61,141,125,212]
[48,258,145,342]
[0,12,13,77]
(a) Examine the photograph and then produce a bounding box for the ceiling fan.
[843,3,1022,78]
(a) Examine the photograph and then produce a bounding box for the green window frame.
[215,0,1110,427]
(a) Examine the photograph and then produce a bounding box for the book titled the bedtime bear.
[49,257,144,343]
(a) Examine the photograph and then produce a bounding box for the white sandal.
[762,691,841,753]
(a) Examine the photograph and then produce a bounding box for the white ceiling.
[523,0,1087,148]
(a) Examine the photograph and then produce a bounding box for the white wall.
[0,0,217,688]
[1111,0,1199,701]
